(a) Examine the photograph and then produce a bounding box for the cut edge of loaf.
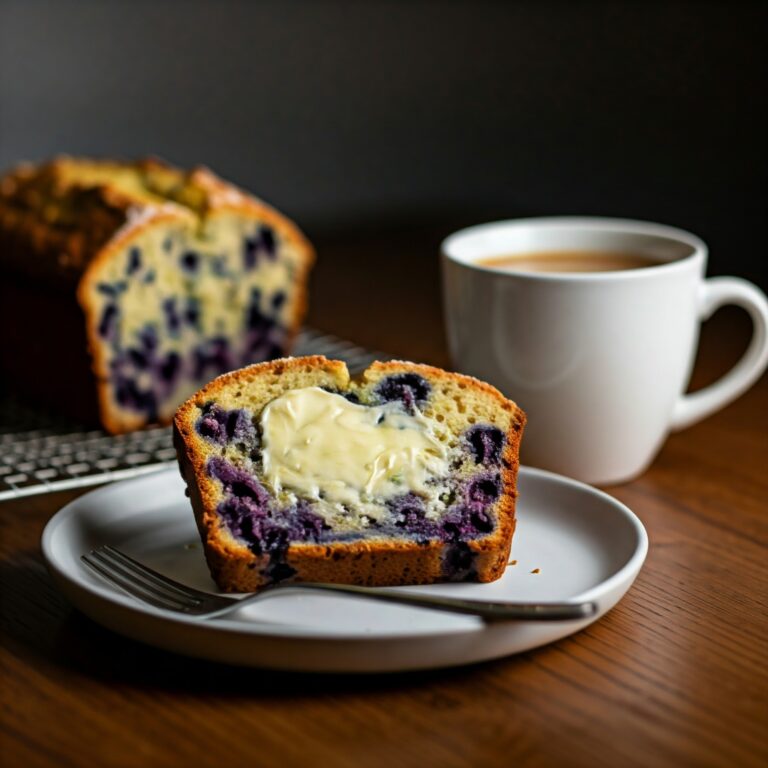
[174,356,525,592]
[82,206,313,434]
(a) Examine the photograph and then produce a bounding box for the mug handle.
[671,277,768,431]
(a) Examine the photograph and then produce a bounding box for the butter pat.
[260,387,447,508]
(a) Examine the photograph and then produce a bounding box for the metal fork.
[81,545,597,623]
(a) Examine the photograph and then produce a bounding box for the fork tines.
[81,545,206,612]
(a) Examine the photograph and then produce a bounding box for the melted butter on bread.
[260,387,448,512]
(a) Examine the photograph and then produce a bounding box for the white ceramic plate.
[42,467,647,672]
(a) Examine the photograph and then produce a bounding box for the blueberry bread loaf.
[0,157,313,432]
[174,356,525,591]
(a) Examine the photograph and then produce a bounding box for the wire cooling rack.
[0,329,387,502]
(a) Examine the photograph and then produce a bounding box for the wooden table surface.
[1,232,766,768]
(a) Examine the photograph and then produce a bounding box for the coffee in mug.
[476,250,661,273]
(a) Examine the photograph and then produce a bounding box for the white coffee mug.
[441,217,768,485]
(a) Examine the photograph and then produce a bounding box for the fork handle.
[254,583,597,622]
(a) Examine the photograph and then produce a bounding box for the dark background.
[0,0,765,288]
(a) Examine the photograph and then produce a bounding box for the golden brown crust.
[173,356,525,592]
[0,156,314,282]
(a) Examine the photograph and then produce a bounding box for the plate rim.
[41,465,648,643]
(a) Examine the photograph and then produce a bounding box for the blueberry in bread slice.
[174,356,525,591]
[0,157,313,433]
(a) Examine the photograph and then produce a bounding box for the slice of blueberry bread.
[173,356,525,591]
[0,157,313,432]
